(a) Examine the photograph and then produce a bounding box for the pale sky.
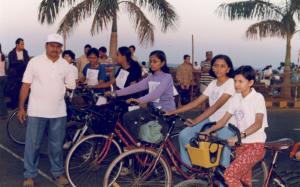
[1,0,300,68]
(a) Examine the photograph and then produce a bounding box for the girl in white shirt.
[203,66,267,187]
[167,54,236,169]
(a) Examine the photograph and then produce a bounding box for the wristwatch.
[241,132,247,138]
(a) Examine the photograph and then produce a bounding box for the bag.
[139,120,163,144]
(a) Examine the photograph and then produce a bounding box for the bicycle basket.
[186,141,223,168]
[89,107,118,134]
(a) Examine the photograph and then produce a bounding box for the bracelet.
[241,132,247,138]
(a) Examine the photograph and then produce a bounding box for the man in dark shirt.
[7,38,30,108]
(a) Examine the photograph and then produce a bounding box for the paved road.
[0,109,299,187]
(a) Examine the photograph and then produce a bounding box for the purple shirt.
[116,71,176,112]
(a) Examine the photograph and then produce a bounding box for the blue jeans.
[24,116,66,179]
[179,119,234,168]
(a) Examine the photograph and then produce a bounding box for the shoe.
[54,175,69,186]
[23,178,34,187]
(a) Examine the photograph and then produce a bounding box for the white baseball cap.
[46,33,63,45]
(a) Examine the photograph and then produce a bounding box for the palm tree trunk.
[281,33,292,99]
[109,14,118,64]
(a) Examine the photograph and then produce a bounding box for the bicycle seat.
[265,138,294,151]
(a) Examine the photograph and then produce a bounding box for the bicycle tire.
[65,134,122,187]
[288,178,300,187]
[103,148,172,187]
[6,108,27,145]
[252,160,268,187]
[174,179,209,187]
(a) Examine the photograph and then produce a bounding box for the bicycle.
[102,106,268,187]
[65,97,151,187]
[173,135,298,186]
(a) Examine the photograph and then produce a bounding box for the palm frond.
[91,0,119,35]
[290,0,300,21]
[217,0,283,21]
[246,20,285,39]
[136,0,178,32]
[38,0,76,24]
[122,1,154,46]
[57,0,97,35]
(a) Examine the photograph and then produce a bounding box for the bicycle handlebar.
[190,122,242,147]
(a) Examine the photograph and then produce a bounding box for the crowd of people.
[0,34,269,187]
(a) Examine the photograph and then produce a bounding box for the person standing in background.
[76,44,91,80]
[176,54,194,105]
[0,43,8,119]
[200,51,214,94]
[62,50,79,82]
[7,38,30,109]
[193,61,201,70]
[98,46,113,81]
[129,45,139,63]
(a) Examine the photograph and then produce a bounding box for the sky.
[1,0,300,68]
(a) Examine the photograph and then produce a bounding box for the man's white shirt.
[22,54,76,118]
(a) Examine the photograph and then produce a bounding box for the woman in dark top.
[98,46,142,99]
[114,46,142,99]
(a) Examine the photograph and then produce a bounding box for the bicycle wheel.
[252,160,268,187]
[65,134,122,187]
[269,171,300,187]
[103,148,172,187]
[6,108,27,145]
[174,179,208,187]
[288,178,300,187]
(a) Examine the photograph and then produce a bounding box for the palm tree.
[38,0,177,60]
[217,0,300,98]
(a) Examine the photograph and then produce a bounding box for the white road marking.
[0,143,58,186]
[293,128,300,131]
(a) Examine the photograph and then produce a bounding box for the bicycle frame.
[95,120,141,165]
[264,150,287,187]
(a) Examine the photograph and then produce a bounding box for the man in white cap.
[18,33,75,187]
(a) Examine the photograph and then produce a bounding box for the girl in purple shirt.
[115,50,176,138]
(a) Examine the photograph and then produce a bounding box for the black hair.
[62,50,76,60]
[118,46,141,78]
[118,46,134,62]
[129,45,136,51]
[0,43,5,61]
[141,61,146,66]
[99,46,107,53]
[87,48,99,57]
[209,54,235,78]
[16,38,24,45]
[149,50,170,74]
[183,54,190,60]
[234,65,256,81]
[84,44,91,49]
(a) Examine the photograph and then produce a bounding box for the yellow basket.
[186,141,223,168]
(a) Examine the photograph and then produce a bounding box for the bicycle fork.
[72,124,89,145]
